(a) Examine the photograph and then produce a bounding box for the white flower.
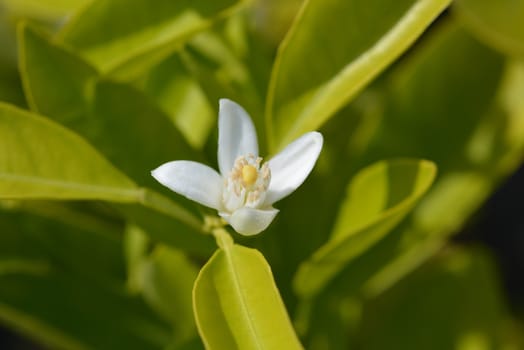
[151,99,323,236]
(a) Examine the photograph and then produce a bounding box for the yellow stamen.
[242,165,258,186]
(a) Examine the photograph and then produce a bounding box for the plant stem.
[212,228,234,251]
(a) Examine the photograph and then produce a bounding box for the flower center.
[242,165,258,186]
[222,154,271,212]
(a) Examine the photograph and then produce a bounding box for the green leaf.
[0,272,171,350]
[89,81,200,186]
[124,225,200,345]
[295,29,517,345]
[0,208,171,350]
[140,244,199,344]
[293,159,436,299]
[18,25,200,187]
[193,234,303,350]
[58,0,247,79]
[143,53,215,150]
[18,23,98,127]
[0,207,123,285]
[0,102,139,201]
[454,0,524,57]
[370,24,505,170]
[0,16,25,106]
[124,224,150,294]
[300,246,517,350]
[18,27,211,250]
[179,30,264,136]
[0,62,24,107]
[2,0,90,21]
[339,24,513,298]
[266,0,452,151]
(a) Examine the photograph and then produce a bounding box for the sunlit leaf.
[2,0,89,21]
[266,0,452,151]
[17,28,213,250]
[19,25,200,187]
[294,159,436,299]
[298,25,519,348]
[340,23,515,298]
[193,235,303,350]
[0,102,139,202]
[58,0,247,79]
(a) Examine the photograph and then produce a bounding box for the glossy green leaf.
[0,102,139,201]
[17,24,213,251]
[294,159,436,299]
[193,235,303,350]
[454,0,524,57]
[318,21,506,295]
[18,25,200,187]
[340,24,514,298]
[297,26,518,348]
[58,0,246,79]
[266,0,452,151]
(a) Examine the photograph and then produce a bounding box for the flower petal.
[265,132,323,205]
[151,161,223,210]
[218,98,259,175]
[220,207,279,236]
